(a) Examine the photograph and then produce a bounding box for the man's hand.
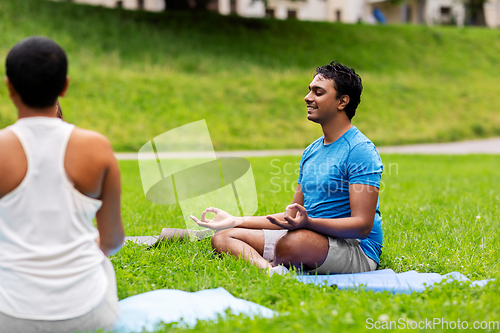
[190,207,242,230]
[266,203,310,230]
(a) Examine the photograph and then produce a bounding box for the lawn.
[113,154,500,332]
[2,0,500,151]
[1,1,499,331]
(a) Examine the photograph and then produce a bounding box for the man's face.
[304,75,341,124]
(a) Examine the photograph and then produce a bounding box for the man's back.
[0,117,123,256]
[0,122,115,200]
[0,35,124,332]
[0,117,111,319]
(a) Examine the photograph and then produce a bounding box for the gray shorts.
[263,229,378,274]
[0,257,119,333]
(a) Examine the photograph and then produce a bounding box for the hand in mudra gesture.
[266,203,310,230]
[190,207,242,230]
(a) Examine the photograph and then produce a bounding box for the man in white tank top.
[0,37,125,333]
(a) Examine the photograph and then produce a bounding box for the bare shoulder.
[67,127,115,162]
[0,127,28,196]
[65,127,117,198]
[0,127,24,158]
[69,127,112,149]
[0,127,17,142]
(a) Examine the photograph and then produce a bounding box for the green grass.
[2,0,500,151]
[113,154,500,332]
[2,1,499,331]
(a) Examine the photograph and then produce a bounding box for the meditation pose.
[0,37,124,332]
[191,61,383,274]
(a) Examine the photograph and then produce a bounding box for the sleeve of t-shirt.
[297,143,313,185]
[347,142,383,188]
[297,152,306,184]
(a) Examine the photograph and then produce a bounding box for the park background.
[1,0,499,332]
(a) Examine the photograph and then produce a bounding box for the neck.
[321,117,353,145]
[16,103,57,119]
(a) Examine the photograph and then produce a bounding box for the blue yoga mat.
[294,269,493,293]
[113,287,275,333]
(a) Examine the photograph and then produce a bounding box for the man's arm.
[237,184,305,229]
[268,183,378,239]
[191,184,304,230]
[66,129,125,256]
[95,149,124,256]
[0,129,27,198]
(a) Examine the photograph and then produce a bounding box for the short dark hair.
[6,36,67,108]
[315,61,362,120]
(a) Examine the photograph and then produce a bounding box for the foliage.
[461,0,487,26]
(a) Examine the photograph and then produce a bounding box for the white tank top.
[0,117,107,320]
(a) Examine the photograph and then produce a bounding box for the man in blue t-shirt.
[191,61,383,275]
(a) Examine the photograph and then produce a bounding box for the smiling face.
[304,75,348,125]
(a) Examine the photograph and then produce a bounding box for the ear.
[59,76,70,98]
[337,95,350,111]
[5,76,17,99]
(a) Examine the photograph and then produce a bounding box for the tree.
[462,0,487,26]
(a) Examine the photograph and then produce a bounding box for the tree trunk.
[466,0,486,26]
[417,0,425,24]
[472,5,486,26]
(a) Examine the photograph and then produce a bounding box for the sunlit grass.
[113,154,500,332]
[1,0,500,151]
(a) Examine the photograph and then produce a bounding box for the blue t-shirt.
[297,126,383,263]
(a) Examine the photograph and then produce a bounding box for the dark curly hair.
[315,61,362,120]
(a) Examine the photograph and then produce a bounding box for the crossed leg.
[211,228,330,271]
[274,229,329,271]
[211,228,271,269]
